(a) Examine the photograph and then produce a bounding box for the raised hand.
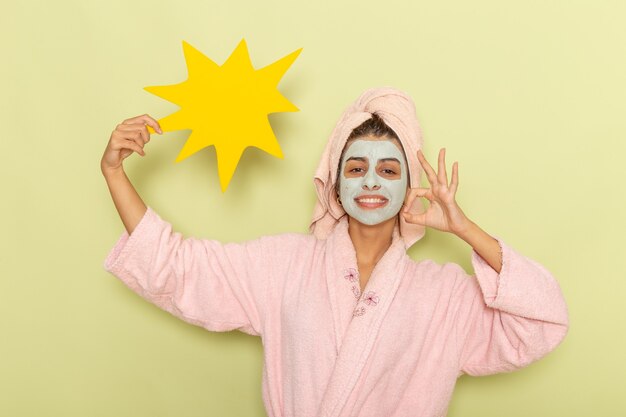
[101,114,162,175]
[402,148,471,235]
[101,114,162,234]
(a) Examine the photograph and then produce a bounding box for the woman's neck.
[347,216,397,289]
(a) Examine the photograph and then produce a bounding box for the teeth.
[357,198,387,204]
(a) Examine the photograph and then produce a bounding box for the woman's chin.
[348,212,398,228]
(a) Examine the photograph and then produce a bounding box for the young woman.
[102,87,568,417]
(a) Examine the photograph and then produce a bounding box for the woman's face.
[339,135,408,226]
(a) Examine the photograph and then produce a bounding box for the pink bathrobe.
[105,88,568,415]
[104,208,568,417]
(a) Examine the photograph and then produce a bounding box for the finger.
[402,211,426,225]
[113,129,146,152]
[112,137,145,156]
[132,125,150,144]
[416,150,437,185]
[124,139,145,156]
[403,189,417,212]
[449,162,459,195]
[412,187,434,201]
[438,148,448,185]
[115,129,146,150]
[143,117,162,135]
[122,114,162,134]
[122,114,149,125]
[116,124,150,143]
[403,187,432,212]
[119,148,133,160]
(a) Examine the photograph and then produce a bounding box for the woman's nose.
[362,170,381,190]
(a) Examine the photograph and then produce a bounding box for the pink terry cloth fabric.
[104,208,569,417]
[311,87,427,248]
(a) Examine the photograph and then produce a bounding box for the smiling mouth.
[354,195,389,209]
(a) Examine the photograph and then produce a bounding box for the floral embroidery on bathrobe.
[351,286,361,299]
[362,291,379,307]
[353,307,366,317]
[344,268,358,282]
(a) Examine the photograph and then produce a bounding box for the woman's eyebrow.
[378,158,400,164]
[346,156,367,163]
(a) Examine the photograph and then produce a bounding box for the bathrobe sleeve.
[104,207,275,337]
[454,237,569,376]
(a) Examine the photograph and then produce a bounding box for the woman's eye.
[381,168,397,175]
[350,167,365,173]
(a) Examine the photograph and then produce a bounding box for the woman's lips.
[354,195,389,209]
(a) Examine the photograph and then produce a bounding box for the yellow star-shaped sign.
[145,39,302,191]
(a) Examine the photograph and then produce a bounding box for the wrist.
[101,165,125,180]
[452,218,478,241]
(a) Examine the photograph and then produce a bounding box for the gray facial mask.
[339,140,407,225]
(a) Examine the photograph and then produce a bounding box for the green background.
[2,0,624,415]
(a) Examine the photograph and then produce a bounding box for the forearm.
[455,220,502,274]
[103,167,147,235]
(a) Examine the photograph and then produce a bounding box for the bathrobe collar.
[321,215,409,417]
